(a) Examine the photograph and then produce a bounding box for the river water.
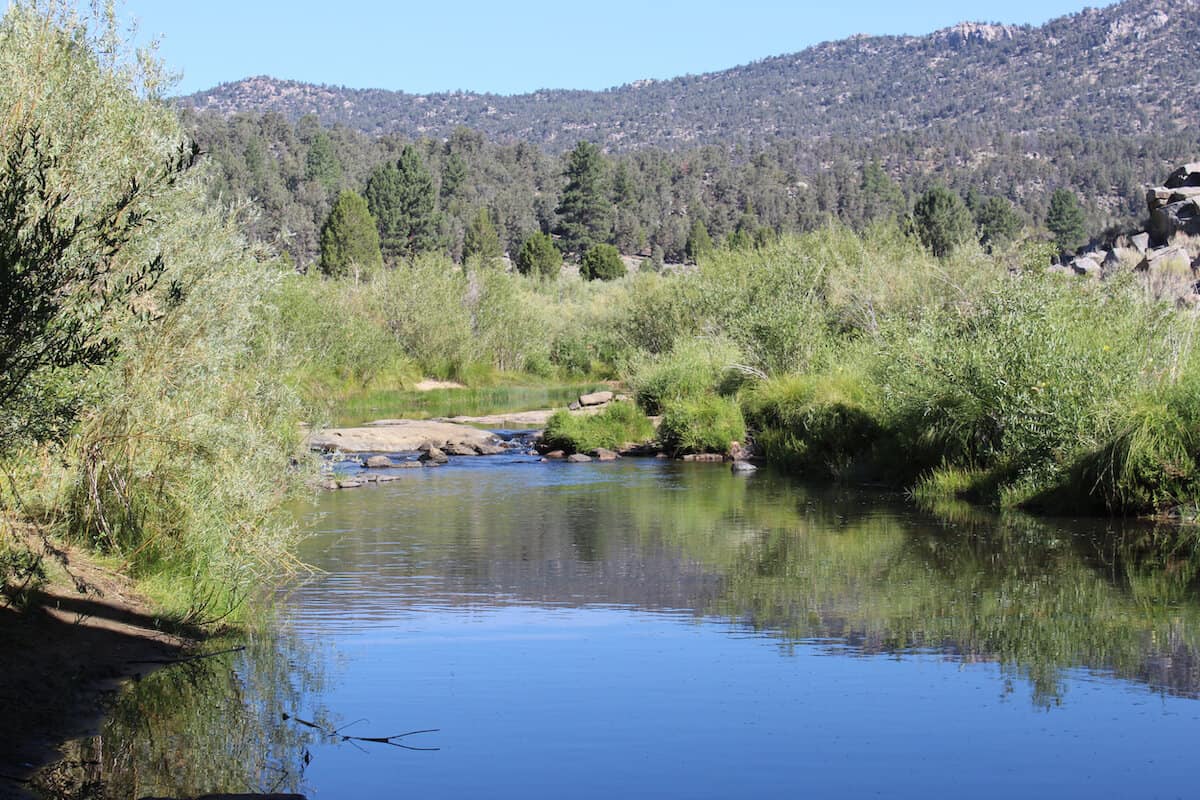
[40,453,1200,798]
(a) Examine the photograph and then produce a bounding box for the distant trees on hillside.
[184,107,1192,273]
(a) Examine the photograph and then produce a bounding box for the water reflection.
[298,460,1200,705]
[34,628,328,799]
[38,458,1200,798]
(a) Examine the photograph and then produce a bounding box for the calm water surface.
[43,454,1200,798]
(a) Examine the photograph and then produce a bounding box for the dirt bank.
[0,531,190,799]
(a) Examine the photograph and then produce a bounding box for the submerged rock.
[590,448,620,461]
[731,461,758,474]
[567,453,593,463]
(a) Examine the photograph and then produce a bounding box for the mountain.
[179,0,1198,152]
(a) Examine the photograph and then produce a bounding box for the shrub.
[515,232,561,279]
[541,401,654,454]
[581,244,626,281]
[659,396,746,456]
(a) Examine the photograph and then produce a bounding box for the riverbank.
[0,530,194,798]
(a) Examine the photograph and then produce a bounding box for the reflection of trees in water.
[33,623,329,799]
[698,476,1200,706]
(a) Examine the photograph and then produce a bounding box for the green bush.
[659,395,746,456]
[541,401,654,454]
[581,244,627,281]
[515,232,561,279]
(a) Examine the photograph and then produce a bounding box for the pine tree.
[913,185,974,257]
[364,145,439,260]
[463,207,503,266]
[304,131,341,191]
[1046,188,1086,252]
[319,191,382,281]
[555,141,611,257]
[685,219,714,263]
[975,196,1024,252]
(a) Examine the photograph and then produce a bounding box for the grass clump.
[541,401,654,454]
[628,337,744,415]
[659,396,746,456]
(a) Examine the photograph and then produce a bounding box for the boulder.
[418,446,449,464]
[589,448,620,461]
[1136,246,1193,277]
[578,390,614,407]
[566,453,592,463]
[474,443,507,456]
[442,442,478,456]
[363,472,400,483]
[1169,186,1200,203]
[336,479,365,489]
[1149,198,1200,243]
[364,455,393,469]
[1165,162,1200,189]
[1147,186,1173,210]
[543,450,566,459]
[1130,232,1151,253]
[681,453,725,462]
[568,401,582,411]
[731,461,758,474]
[1071,256,1101,277]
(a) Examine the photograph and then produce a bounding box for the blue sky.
[110,0,1099,96]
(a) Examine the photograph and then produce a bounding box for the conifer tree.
[319,190,382,280]
[364,145,439,260]
[515,232,561,279]
[913,185,974,257]
[1046,188,1086,252]
[555,141,611,257]
[685,219,714,263]
[463,207,503,266]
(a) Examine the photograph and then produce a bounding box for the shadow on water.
[30,623,341,800]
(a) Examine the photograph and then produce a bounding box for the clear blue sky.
[109,0,1099,96]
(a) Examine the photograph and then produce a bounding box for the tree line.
[187,108,1118,278]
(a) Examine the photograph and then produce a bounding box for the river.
[38,452,1200,798]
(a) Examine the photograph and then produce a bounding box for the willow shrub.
[0,3,310,621]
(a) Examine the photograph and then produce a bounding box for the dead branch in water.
[282,713,440,751]
[128,645,246,666]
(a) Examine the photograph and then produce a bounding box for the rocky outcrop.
[1147,164,1200,244]
[307,420,501,454]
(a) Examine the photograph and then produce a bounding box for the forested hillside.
[177,0,1200,269]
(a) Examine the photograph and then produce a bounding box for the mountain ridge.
[178,0,1199,152]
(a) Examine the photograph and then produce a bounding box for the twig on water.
[128,645,246,666]
[282,712,440,751]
